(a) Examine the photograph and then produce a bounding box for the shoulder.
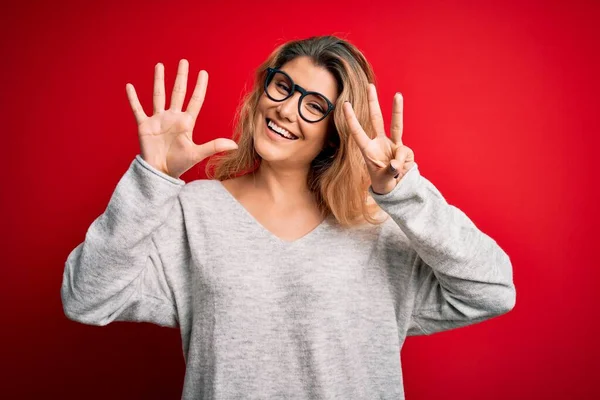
[179,179,224,204]
[183,178,221,192]
[170,179,236,231]
[335,213,404,246]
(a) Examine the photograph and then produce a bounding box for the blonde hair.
[205,35,388,227]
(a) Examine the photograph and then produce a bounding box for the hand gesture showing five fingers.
[126,59,238,179]
[343,84,416,195]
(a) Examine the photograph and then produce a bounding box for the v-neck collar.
[213,180,332,248]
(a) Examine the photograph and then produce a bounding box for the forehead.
[279,56,338,102]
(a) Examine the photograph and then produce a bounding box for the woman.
[61,35,516,399]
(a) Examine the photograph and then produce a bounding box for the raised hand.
[126,59,238,179]
[343,84,416,195]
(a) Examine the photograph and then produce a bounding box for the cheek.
[299,128,330,159]
[257,94,273,112]
[305,125,329,144]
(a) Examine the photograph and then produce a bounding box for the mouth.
[265,118,299,140]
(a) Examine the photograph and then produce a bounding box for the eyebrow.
[280,69,334,98]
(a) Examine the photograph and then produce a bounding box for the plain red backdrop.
[1,0,598,398]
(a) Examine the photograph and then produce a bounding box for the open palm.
[126,59,238,179]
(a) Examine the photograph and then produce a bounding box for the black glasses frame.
[264,67,335,123]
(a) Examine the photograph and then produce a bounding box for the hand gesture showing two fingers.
[343,84,416,195]
[126,59,238,179]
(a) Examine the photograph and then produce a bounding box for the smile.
[266,118,299,140]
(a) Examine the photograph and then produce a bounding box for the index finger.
[390,92,403,145]
[186,70,208,120]
[368,83,386,138]
[343,101,371,152]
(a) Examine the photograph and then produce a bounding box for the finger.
[193,138,238,163]
[390,92,404,145]
[186,70,208,121]
[170,59,189,111]
[368,84,386,138]
[390,146,412,178]
[389,150,406,178]
[343,102,371,152]
[390,164,400,179]
[153,63,165,113]
[125,83,147,125]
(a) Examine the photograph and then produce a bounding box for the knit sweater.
[61,154,516,399]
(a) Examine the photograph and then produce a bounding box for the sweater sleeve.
[368,163,516,336]
[61,155,187,328]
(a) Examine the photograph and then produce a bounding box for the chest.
[219,178,326,243]
[190,216,404,310]
[193,234,393,329]
[242,203,325,242]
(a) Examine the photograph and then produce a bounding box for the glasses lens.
[265,70,330,122]
[266,71,292,101]
[300,94,329,122]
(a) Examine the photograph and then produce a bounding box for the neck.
[247,160,315,207]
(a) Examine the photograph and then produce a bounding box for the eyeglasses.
[264,67,335,123]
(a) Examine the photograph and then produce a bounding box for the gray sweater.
[61,154,516,399]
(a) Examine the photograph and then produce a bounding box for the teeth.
[268,120,297,140]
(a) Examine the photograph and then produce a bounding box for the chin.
[254,145,289,164]
[253,129,287,162]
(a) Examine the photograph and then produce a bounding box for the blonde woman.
[61,35,516,399]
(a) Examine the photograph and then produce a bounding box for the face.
[253,56,338,168]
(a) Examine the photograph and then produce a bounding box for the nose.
[276,92,300,122]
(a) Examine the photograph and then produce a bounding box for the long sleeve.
[61,155,187,328]
[369,163,516,336]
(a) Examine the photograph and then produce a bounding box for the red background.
[2,0,598,398]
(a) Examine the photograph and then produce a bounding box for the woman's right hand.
[126,59,238,179]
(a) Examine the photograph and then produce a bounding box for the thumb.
[193,138,239,162]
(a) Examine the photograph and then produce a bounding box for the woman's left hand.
[343,84,416,195]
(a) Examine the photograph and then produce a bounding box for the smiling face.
[253,56,339,167]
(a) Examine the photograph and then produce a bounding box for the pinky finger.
[126,83,147,125]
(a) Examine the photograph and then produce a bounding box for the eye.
[308,103,325,114]
[276,82,291,93]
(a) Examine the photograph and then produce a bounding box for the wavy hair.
[205,35,388,227]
